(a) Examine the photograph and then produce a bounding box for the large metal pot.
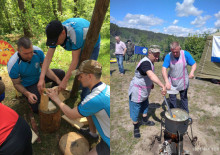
[164,108,192,134]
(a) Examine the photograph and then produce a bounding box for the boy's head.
[0,80,5,102]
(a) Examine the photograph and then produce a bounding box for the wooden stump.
[39,105,61,133]
[59,132,89,155]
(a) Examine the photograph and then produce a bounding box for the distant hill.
[110,23,186,56]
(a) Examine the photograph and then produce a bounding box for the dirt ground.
[110,62,220,155]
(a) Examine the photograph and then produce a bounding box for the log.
[39,105,61,133]
[70,0,110,98]
[59,132,89,155]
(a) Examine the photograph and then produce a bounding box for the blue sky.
[110,0,220,37]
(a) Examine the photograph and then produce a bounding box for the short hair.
[17,37,32,50]
[170,42,181,49]
[115,36,120,39]
[0,80,5,95]
[93,72,102,79]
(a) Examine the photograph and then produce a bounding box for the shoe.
[79,127,99,141]
[134,128,141,138]
[141,120,155,126]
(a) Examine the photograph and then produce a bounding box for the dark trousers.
[25,69,65,113]
[0,117,32,155]
[169,88,189,113]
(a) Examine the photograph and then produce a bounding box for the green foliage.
[110,23,216,62]
[184,34,207,62]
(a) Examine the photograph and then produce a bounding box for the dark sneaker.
[141,120,155,126]
[79,127,99,141]
[134,128,141,138]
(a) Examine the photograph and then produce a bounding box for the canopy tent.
[196,32,220,80]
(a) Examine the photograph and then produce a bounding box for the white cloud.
[176,0,203,17]
[173,20,179,25]
[110,16,116,23]
[191,15,211,27]
[163,25,194,36]
[214,11,220,28]
[163,25,217,37]
[111,13,164,30]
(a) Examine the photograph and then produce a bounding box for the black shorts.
[0,116,32,155]
[96,138,110,155]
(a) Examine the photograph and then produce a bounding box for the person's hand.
[27,92,38,104]
[161,86,167,96]
[46,88,60,103]
[58,80,67,92]
[113,52,115,56]
[151,83,154,89]
[37,79,45,94]
[165,82,171,90]
[189,72,194,79]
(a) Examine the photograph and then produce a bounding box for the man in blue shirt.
[162,42,197,113]
[7,37,65,113]
[38,18,101,137]
[47,60,110,155]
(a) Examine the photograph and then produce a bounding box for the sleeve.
[121,42,126,49]
[184,51,196,66]
[9,66,19,79]
[162,54,171,68]
[137,61,152,75]
[77,97,103,117]
[49,45,57,49]
[37,50,45,64]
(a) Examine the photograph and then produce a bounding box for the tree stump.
[59,132,89,155]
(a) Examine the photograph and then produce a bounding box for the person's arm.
[45,69,61,85]
[47,88,82,120]
[38,48,56,94]
[162,67,171,90]
[189,63,197,79]
[11,78,38,104]
[146,70,166,96]
[58,48,81,91]
[123,48,127,56]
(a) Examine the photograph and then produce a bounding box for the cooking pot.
[163,108,192,134]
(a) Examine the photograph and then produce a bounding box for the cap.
[75,60,102,76]
[46,20,63,46]
[149,45,161,53]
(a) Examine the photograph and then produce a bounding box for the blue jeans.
[80,44,100,101]
[129,95,149,122]
[169,88,189,113]
[116,54,124,74]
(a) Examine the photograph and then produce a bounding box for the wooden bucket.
[59,132,89,155]
[39,102,61,133]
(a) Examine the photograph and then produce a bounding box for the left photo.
[0,0,110,154]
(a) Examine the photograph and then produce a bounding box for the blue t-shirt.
[78,82,110,147]
[7,46,45,87]
[50,18,101,51]
[163,50,196,68]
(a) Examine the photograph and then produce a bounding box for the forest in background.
[110,23,218,62]
[0,0,110,51]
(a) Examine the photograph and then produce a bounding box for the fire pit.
[154,108,198,155]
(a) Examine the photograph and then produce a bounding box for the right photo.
[110,0,220,155]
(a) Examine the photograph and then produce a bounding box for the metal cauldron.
[163,108,192,134]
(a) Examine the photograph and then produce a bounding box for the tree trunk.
[17,0,32,37]
[52,0,58,20]
[58,0,62,14]
[73,0,78,17]
[70,0,110,98]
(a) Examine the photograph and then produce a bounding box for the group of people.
[0,18,110,155]
[127,42,196,138]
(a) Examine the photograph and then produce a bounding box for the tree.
[17,0,32,37]
[70,0,110,98]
